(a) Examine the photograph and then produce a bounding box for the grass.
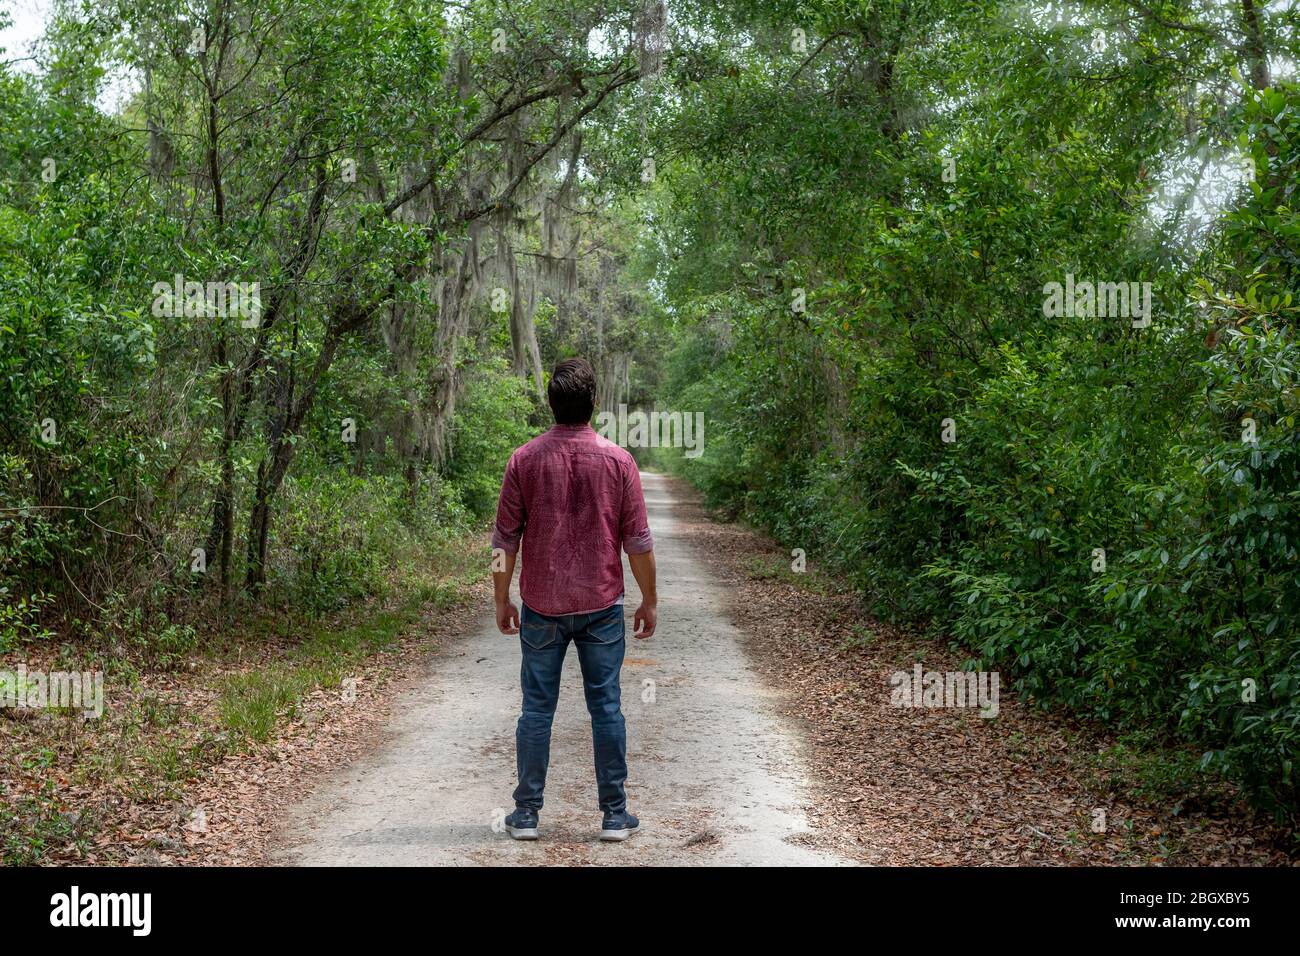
[0,535,485,864]
[0,750,97,866]
[216,581,467,746]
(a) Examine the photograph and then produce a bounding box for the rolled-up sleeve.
[491,453,525,555]
[620,462,654,555]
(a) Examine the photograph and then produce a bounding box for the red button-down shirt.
[491,423,654,616]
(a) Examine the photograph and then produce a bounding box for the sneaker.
[599,810,639,842]
[504,809,539,840]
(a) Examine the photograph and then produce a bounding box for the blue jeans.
[514,602,627,814]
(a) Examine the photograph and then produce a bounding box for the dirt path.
[273,473,851,866]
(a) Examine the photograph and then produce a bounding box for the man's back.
[492,423,653,616]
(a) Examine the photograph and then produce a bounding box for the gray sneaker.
[504,809,539,840]
[599,810,640,842]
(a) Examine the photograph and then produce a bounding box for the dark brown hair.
[548,357,597,424]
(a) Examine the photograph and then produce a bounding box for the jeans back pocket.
[586,607,625,645]
[520,619,558,650]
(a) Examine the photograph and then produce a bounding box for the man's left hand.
[496,600,520,635]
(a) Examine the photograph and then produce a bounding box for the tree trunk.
[243,318,352,588]
[1240,0,1270,91]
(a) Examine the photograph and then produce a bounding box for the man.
[491,357,658,842]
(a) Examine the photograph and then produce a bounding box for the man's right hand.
[633,602,657,639]
[628,550,657,640]
[496,600,520,635]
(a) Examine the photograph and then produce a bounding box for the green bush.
[444,356,536,518]
[655,81,1300,822]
